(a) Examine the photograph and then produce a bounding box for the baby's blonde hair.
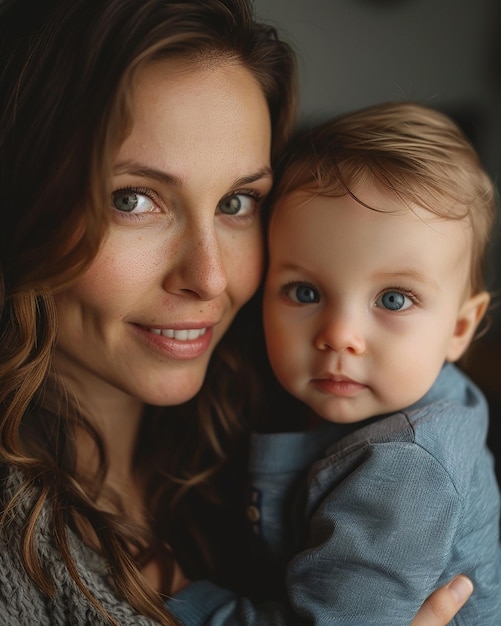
[271,101,497,295]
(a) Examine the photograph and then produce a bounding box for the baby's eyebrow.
[374,270,439,290]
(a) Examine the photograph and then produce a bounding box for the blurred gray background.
[254,0,500,183]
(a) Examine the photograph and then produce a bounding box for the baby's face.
[263,183,474,424]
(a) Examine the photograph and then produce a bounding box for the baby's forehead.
[268,189,473,296]
[273,179,471,225]
[270,185,473,256]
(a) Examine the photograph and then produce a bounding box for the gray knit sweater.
[0,469,163,625]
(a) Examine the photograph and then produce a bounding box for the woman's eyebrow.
[113,163,273,188]
[230,166,273,187]
[113,162,183,187]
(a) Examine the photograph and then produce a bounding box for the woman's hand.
[410,576,473,625]
[168,567,473,624]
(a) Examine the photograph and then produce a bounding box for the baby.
[253,101,501,624]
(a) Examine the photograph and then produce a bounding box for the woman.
[0,0,472,624]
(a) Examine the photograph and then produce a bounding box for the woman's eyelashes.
[217,190,263,221]
[111,187,163,219]
[111,188,263,222]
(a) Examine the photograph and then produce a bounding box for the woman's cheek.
[227,229,265,304]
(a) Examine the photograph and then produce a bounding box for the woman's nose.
[313,311,366,355]
[163,225,228,300]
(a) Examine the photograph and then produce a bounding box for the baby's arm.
[166,575,472,625]
[286,443,462,624]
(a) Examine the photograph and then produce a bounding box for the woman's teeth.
[148,328,207,340]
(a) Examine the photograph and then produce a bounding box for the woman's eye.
[285,283,320,304]
[112,189,156,214]
[376,291,413,311]
[218,193,256,216]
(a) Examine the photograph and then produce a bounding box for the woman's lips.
[132,323,214,359]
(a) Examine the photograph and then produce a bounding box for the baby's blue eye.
[376,291,411,311]
[294,285,319,303]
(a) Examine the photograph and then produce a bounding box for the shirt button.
[246,504,260,522]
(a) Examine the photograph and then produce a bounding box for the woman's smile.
[132,323,214,360]
[145,327,207,340]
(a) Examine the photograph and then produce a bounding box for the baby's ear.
[446,291,490,362]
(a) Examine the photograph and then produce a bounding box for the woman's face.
[54,59,271,412]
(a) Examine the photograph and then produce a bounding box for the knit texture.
[0,468,162,625]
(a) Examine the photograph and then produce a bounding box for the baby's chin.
[302,390,417,426]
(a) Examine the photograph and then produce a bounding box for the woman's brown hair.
[0,0,297,623]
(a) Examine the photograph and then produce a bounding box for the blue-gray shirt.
[168,364,501,625]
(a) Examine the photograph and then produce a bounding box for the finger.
[410,576,473,626]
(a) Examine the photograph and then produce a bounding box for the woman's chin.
[143,374,206,408]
